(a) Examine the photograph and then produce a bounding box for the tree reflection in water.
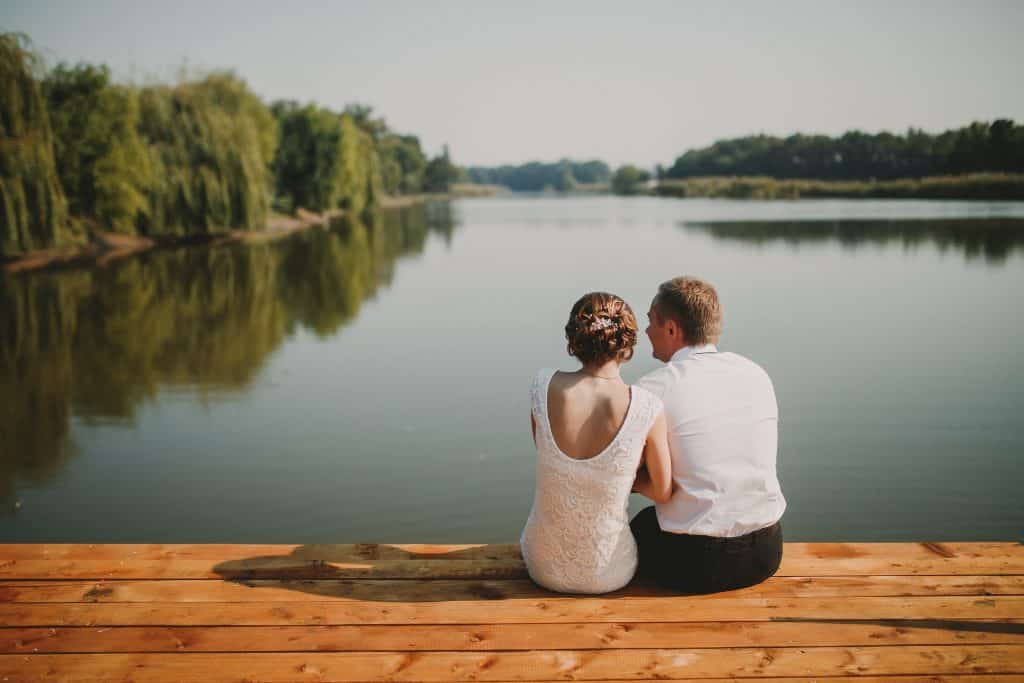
[681,218,1024,264]
[0,202,456,506]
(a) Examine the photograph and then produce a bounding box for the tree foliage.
[271,101,424,213]
[0,33,70,256]
[271,101,347,212]
[611,165,651,195]
[43,63,150,233]
[464,159,611,192]
[666,121,1024,181]
[423,144,460,193]
[1,33,446,257]
[343,103,428,196]
[135,72,278,236]
[336,113,381,215]
[378,133,427,195]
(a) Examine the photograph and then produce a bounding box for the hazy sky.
[4,0,1023,168]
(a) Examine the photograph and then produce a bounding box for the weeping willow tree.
[0,33,71,257]
[271,102,347,212]
[337,113,381,218]
[43,63,151,234]
[270,104,382,216]
[135,72,277,236]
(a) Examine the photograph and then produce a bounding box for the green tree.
[336,112,381,216]
[42,63,150,233]
[271,101,347,212]
[423,145,460,193]
[665,121,1024,181]
[0,33,71,256]
[378,133,427,195]
[135,72,278,235]
[611,165,651,195]
[464,159,609,191]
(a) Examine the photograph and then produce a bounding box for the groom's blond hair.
[654,276,722,345]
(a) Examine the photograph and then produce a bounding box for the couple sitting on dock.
[521,276,786,594]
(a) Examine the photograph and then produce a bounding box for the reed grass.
[654,173,1024,200]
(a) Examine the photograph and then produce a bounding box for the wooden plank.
[2,595,1021,626]
[2,620,1022,653]
[0,542,1018,562]
[0,645,1021,681]
[0,542,1001,563]
[1,542,1021,579]
[2,555,1021,581]
[0,557,529,580]
[0,558,529,580]
[2,575,1021,604]
[0,543,519,561]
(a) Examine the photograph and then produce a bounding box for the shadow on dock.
[770,617,1024,636]
[210,543,676,602]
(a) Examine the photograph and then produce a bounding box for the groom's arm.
[632,412,673,504]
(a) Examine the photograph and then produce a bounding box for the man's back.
[637,344,786,537]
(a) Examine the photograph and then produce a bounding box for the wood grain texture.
[0,646,1021,681]
[2,575,1022,603]
[1,542,1020,579]
[2,621,1022,654]
[0,542,1020,681]
[3,596,1022,626]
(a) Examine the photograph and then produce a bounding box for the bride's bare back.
[546,371,632,460]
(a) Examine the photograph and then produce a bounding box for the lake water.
[2,197,1023,543]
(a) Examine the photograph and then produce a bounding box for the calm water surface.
[2,197,1023,542]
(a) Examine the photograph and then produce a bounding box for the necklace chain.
[580,370,622,381]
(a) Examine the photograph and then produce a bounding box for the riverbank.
[653,172,1024,200]
[1,195,447,275]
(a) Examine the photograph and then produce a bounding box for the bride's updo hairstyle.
[565,292,638,365]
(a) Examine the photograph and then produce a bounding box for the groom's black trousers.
[630,506,783,594]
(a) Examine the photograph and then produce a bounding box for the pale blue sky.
[4,0,1022,167]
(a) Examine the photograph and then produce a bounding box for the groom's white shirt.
[635,344,786,537]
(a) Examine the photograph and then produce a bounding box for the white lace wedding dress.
[520,368,663,593]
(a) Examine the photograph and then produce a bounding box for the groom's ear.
[666,318,687,346]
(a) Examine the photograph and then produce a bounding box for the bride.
[521,292,672,593]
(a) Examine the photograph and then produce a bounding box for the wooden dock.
[0,542,1021,681]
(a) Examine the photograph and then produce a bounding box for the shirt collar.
[670,343,718,363]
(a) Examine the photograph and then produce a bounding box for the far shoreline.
[456,172,1024,201]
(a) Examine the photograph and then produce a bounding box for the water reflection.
[681,218,1024,263]
[0,202,456,505]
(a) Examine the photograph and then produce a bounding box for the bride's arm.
[633,412,672,504]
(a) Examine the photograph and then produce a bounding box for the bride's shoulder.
[532,367,556,383]
[529,367,555,396]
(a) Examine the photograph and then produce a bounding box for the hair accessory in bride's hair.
[589,317,614,331]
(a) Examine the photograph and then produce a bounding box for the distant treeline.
[0,33,459,258]
[655,173,1024,201]
[664,121,1024,181]
[464,160,610,192]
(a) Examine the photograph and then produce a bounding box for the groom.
[631,276,786,593]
